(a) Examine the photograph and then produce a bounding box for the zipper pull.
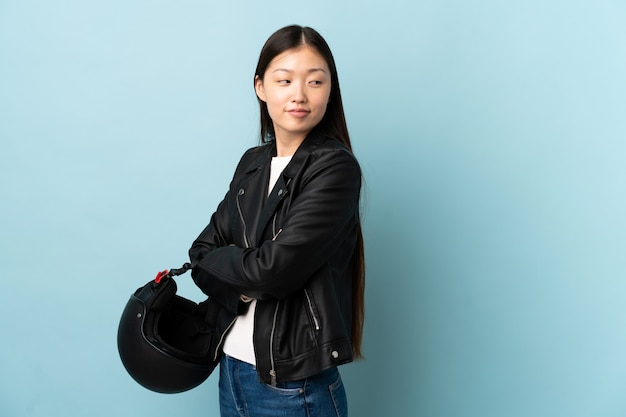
[270,370,277,387]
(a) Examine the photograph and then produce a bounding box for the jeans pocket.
[328,373,348,417]
[263,380,305,396]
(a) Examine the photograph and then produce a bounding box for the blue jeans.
[219,355,348,417]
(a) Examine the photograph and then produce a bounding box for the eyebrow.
[272,68,327,74]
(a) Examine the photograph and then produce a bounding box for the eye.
[309,80,323,86]
[277,79,291,85]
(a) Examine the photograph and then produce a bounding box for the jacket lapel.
[252,132,325,246]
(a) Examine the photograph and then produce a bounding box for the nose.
[291,81,306,103]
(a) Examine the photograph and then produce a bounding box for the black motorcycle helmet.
[117,264,219,393]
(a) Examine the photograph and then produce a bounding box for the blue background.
[1,1,625,416]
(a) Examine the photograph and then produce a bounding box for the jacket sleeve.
[192,148,361,300]
[188,150,258,313]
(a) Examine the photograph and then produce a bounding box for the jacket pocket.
[303,288,321,337]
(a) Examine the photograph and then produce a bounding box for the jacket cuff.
[191,266,242,314]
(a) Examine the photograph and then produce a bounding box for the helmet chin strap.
[154,262,192,284]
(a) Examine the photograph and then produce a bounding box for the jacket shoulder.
[233,143,272,175]
[312,137,361,170]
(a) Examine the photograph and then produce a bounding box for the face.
[255,46,331,147]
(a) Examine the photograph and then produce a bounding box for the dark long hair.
[254,25,366,358]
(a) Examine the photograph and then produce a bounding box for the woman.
[189,25,365,417]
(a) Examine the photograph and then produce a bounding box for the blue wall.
[1,1,625,416]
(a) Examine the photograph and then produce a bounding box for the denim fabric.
[219,355,347,417]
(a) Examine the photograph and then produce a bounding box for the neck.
[274,133,306,157]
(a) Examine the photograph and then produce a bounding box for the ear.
[255,75,266,102]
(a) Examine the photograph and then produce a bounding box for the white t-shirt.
[222,155,292,365]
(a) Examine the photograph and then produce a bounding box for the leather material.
[189,129,361,384]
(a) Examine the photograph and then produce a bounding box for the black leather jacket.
[189,130,361,385]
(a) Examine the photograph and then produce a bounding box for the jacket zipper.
[271,213,283,241]
[214,316,238,361]
[269,301,280,386]
[304,288,320,331]
[236,188,250,248]
[269,214,280,385]
[230,186,251,363]
[271,213,277,237]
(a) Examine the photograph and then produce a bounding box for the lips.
[287,108,310,118]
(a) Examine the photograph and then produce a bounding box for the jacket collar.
[282,130,325,178]
[244,129,326,177]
